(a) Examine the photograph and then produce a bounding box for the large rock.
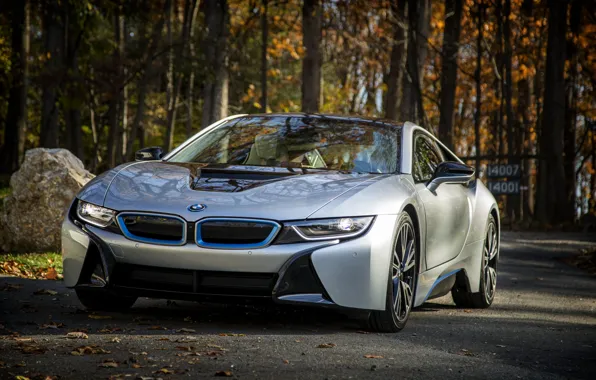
[0,148,95,252]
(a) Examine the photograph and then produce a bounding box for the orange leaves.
[0,254,62,281]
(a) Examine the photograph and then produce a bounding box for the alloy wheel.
[484,221,498,301]
[392,221,416,321]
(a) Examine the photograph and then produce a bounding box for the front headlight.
[275,217,374,243]
[76,201,116,228]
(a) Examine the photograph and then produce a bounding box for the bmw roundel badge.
[188,203,207,212]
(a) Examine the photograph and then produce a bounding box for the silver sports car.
[62,113,499,332]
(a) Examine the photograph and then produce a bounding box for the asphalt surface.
[1,231,595,380]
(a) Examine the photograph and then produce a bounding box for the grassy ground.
[0,252,62,280]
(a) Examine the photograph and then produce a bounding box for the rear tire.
[452,214,498,308]
[75,288,137,311]
[368,212,418,332]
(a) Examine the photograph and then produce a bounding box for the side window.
[413,135,444,182]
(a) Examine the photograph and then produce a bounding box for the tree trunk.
[520,0,533,221]
[494,0,503,157]
[1,0,28,174]
[400,0,430,125]
[64,2,83,161]
[107,10,125,168]
[503,0,519,222]
[40,1,64,148]
[127,0,170,160]
[201,0,230,128]
[261,0,269,111]
[535,0,568,225]
[185,0,199,138]
[166,0,198,152]
[563,0,582,222]
[301,0,322,113]
[437,0,463,150]
[385,0,406,120]
[473,2,483,175]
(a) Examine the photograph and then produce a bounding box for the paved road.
[1,232,595,380]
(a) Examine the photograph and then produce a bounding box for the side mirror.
[427,161,475,192]
[135,146,164,161]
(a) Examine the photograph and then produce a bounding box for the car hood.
[96,161,385,221]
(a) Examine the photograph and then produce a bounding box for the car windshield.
[168,116,401,174]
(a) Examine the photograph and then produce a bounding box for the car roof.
[237,112,406,129]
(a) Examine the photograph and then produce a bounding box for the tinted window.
[169,116,401,174]
[413,135,444,182]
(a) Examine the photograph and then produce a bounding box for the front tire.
[368,212,418,332]
[452,214,498,308]
[75,288,137,311]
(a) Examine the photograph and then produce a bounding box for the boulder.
[0,148,95,252]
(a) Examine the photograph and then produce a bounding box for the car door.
[412,133,471,269]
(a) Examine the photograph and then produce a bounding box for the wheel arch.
[401,203,427,274]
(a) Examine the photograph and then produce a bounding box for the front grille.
[117,213,186,245]
[112,264,277,297]
[196,218,280,249]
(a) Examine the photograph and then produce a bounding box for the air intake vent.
[196,218,280,249]
[117,213,186,245]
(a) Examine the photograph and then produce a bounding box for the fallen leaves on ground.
[175,336,198,343]
[16,340,47,354]
[98,327,122,333]
[364,354,383,359]
[66,331,89,339]
[218,332,245,337]
[33,289,57,296]
[110,337,121,343]
[148,325,168,330]
[317,343,336,348]
[176,345,195,351]
[214,371,233,377]
[460,348,475,357]
[0,283,23,291]
[98,359,119,368]
[71,345,111,355]
[283,359,290,364]
[0,254,63,280]
[155,368,175,375]
[88,314,112,320]
[176,328,196,333]
[45,267,58,280]
[39,321,64,329]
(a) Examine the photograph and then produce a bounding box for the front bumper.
[61,214,398,311]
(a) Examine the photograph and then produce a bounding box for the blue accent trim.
[116,212,187,246]
[423,269,462,303]
[195,218,281,250]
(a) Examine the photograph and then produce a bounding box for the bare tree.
[1,0,28,173]
[127,0,170,160]
[385,0,406,121]
[165,0,199,152]
[400,0,430,125]
[201,0,230,128]
[106,8,125,168]
[64,1,83,160]
[535,0,568,224]
[437,0,463,149]
[301,0,322,113]
[473,1,484,175]
[261,0,269,112]
[40,0,64,148]
[185,0,200,138]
